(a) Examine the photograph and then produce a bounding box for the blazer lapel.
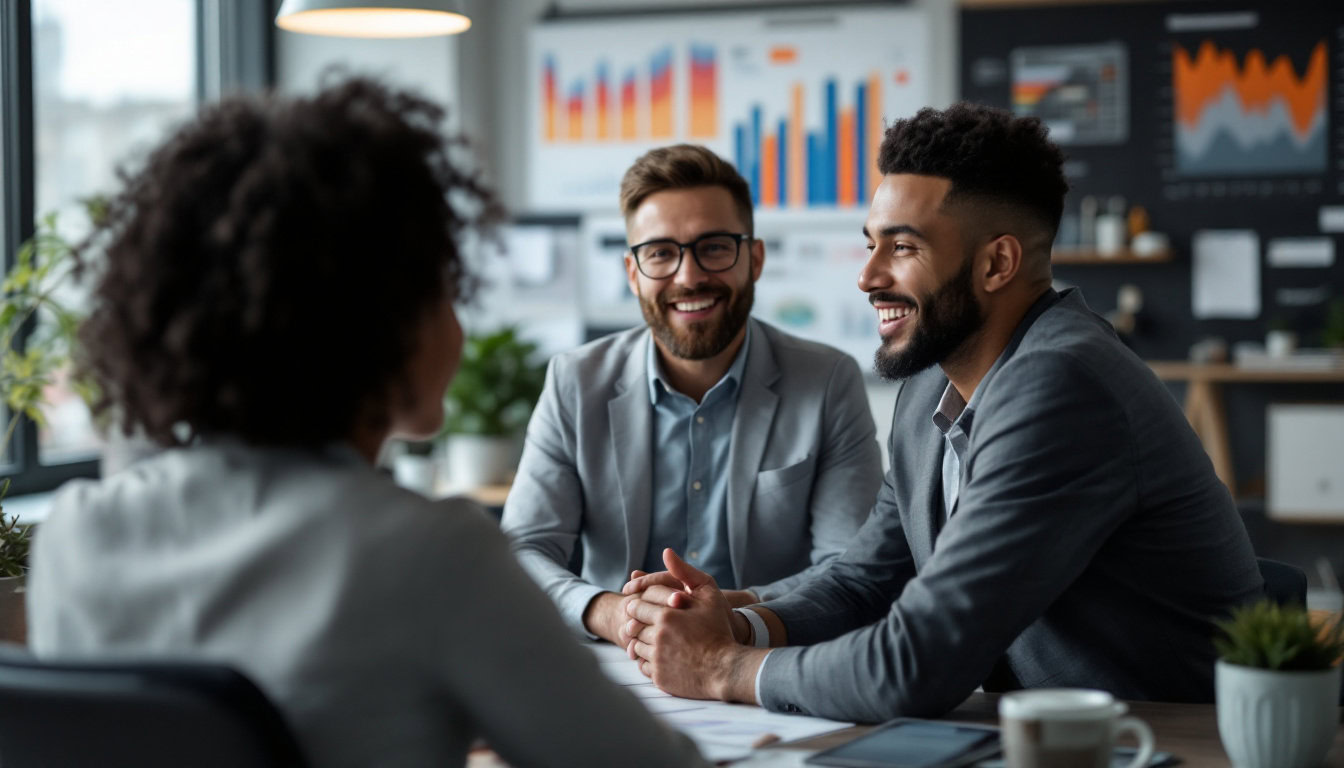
[901,370,950,565]
[609,333,655,576]
[726,321,780,589]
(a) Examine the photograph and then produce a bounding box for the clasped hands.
[612,548,758,702]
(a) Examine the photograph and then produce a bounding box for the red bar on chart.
[620,69,637,140]
[838,108,855,207]
[650,48,674,139]
[689,44,717,139]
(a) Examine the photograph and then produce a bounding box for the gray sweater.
[28,438,707,768]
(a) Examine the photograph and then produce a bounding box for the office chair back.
[1257,557,1308,607]
[0,648,308,768]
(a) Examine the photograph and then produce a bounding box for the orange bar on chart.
[543,59,558,142]
[761,134,778,207]
[596,80,611,141]
[567,91,583,141]
[650,49,674,139]
[620,74,637,140]
[789,83,805,208]
[866,72,882,199]
[838,109,855,207]
[689,44,717,139]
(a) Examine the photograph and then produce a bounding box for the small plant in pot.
[1214,600,1344,768]
[440,327,545,490]
[0,479,32,643]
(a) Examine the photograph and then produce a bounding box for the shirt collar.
[931,382,969,436]
[647,322,753,404]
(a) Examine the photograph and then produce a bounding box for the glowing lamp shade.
[276,0,471,38]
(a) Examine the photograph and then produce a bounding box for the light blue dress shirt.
[643,325,752,589]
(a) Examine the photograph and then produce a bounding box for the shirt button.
[689,551,699,560]
[692,480,702,491]
[696,416,704,424]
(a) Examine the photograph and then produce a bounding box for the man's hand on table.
[582,591,648,647]
[619,548,766,703]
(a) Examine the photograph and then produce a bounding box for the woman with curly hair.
[25,78,707,768]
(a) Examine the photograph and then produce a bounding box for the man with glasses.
[501,144,882,645]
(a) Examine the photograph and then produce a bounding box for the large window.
[33,0,198,464]
[2,0,273,494]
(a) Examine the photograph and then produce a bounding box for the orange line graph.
[1174,40,1326,139]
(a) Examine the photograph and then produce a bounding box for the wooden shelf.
[1052,248,1172,264]
[1148,361,1344,383]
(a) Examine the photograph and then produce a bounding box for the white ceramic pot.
[1216,659,1341,768]
[0,575,27,645]
[445,434,520,490]
[1265,330,1298,358]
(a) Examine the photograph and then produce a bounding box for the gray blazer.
[756,289,1263,723]
[501,318,882,635]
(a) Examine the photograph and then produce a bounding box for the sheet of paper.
[1192,230,1260,319]
[1267,237,1334,268]
[503,227,556,287]
[589,643,854,759]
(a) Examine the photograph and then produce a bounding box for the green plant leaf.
[441,326,548,438]
[1215,599,1344,671]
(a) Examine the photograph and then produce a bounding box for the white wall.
[275,26,458,108]
[274,1,950,452]
[467,0,958,211]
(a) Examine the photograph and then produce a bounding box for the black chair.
[1257,556,1308,607]
[0,647,307,768]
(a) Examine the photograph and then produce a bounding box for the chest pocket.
[755,455,814,496]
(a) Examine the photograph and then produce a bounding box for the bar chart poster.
[529,6,930,211]
[1172,38,1327,177]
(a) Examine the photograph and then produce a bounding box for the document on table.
[590,643,854,762]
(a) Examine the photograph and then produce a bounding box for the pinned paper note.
[1192,230,1260,319]
[1267,237,1334,268]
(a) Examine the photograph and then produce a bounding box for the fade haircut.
[619,144,754,233]
[877,103,1068,251]
[77,77,501,447]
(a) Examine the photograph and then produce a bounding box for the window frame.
[1,0,274,496]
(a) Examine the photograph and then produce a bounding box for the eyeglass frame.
[627,231,754,280]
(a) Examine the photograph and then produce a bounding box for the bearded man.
[619,105,1262,722]
[501,144,883,644]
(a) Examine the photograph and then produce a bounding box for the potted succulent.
[1215,600,1344,768]
[0,480,30,643]
[439,327,545,490]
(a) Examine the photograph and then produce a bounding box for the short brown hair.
[618,144,753,232]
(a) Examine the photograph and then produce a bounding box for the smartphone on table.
[805,718,1001,768]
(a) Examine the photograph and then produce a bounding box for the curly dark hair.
[77,77,501,447]
[877,102,1068,245]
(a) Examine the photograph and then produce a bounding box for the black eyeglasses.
[628,232,751,280]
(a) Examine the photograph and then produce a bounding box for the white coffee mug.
[999,689,1155,768]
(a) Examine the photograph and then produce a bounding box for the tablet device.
[805,719,1001,768]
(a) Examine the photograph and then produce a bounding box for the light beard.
[874,255,984,380]
[640,280,754,361]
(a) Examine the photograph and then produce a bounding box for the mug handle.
[1114,715,1155,768]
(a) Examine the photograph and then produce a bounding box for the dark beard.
[874,256,984,380]
[640,279,754,361]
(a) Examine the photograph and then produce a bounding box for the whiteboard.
[528,5,932,211]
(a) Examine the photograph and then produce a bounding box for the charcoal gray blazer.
[755,288,1263,722]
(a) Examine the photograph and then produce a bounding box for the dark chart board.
[961,0,1344,361]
